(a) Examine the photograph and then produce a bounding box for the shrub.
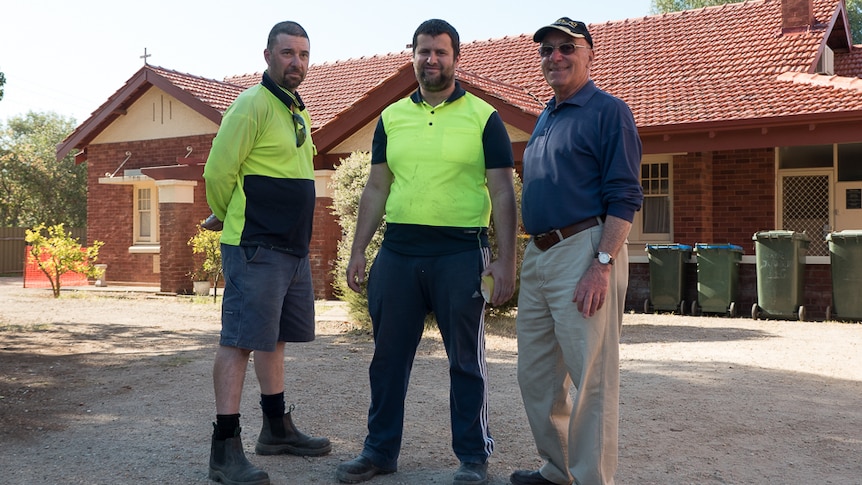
[188,223,222,302]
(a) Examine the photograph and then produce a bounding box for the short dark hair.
[412,19,460,58]
[267,21,309,51]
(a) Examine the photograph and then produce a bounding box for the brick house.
[57,0,862,319]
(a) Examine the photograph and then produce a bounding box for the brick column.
[312,170,339,300]
[156,180,198,294]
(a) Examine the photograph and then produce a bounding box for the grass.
[0,322,52,332]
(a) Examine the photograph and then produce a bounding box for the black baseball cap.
[533,17,593,47]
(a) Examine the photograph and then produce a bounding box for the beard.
[418,66,454,93]
[273,67,305,92]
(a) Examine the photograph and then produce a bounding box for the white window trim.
[630,154,674,246]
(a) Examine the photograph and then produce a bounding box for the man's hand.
[481,259,516,306]
[346,253,368,293]
[572,261,611,317]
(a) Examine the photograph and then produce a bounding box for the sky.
[0,0,652,125]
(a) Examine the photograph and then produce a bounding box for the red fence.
[22,246,89,288]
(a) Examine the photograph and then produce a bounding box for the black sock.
[260,392,286,418]
[215,413,241,440]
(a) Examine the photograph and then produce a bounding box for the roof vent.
[782,0,814,33]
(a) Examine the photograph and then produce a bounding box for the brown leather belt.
[532,216,603,251]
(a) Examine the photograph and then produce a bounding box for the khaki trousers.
[516,226,627,485]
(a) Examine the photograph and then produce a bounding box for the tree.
[25,223,104,298]
[0,70,5,101]
[848,0,862,44]
[651,0,862,44]
[0,111,85,227]
[188,223,223,302]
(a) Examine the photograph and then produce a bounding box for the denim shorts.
[219,244,315,351]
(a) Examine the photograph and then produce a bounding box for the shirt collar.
[546,79,597,111]
[410,81,467,105]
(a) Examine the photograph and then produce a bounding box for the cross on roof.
[141,48,151,65]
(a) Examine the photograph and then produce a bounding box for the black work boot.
[255,405,331,456]
[208,424,270,485]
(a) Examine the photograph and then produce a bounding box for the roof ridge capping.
[148,64,244,87]
[777,71,862,92]
[455,67,545,111]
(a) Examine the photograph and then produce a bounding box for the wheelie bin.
[751,230,809,321]
[692,243,743,317]
[825,230,862,322]
[644,244,692,314]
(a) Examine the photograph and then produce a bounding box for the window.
[641,161,670,234]
[630,156,672,244]
[134,186,159,244]
[838,143,862,182]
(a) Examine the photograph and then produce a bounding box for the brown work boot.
[255,405,331,456]
[208,424,270,485]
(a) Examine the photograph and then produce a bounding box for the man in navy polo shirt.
[512,17,643,485]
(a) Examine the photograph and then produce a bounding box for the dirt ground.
[0,276,860,485]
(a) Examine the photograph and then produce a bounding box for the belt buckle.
[535,229,564,251]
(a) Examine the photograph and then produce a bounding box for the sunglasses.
[538,43,589,58]
[292,112,307,147]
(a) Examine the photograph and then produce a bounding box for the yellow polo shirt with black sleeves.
[371,83,514,256]
[204,82,316,257]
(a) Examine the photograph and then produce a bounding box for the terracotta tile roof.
[60,0,862,160]
[295,0,862,129]
[834,45,862,74]
[147,66,246,113]
[452,0,862,127]
[455,67,546,116]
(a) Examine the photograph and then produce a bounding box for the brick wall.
[87,135,341,298]
[310,198,339,300]
[86,135,214,286]
[672,148,776,248]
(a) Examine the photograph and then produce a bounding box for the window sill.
[128,245,160,254]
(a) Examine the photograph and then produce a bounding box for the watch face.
[598,252,611,264]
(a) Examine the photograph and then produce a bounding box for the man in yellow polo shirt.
[203,20,330,485]
[337,18,517,485]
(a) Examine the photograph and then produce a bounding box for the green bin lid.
[826,230,862,241]
[752,230,810,241]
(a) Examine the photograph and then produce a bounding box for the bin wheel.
[728,302,737,318]
[825,306,832,322]
[751,303,761,320]
[690,300,699,316]
[679,300,686,316]
[797,306,805,322]
[643,298,651,314]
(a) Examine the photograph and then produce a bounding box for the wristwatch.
[596,251,614,265]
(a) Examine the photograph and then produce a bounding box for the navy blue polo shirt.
[521,80,643,235]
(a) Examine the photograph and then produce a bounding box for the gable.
[93,86,219,144]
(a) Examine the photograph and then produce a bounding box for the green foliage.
[329,151,527,329]
[848,0,862,45]
[0,70,5,101]
[649,0,733,14]
[25,223,104,298]
[0,111,85,227]
[329,152,378,327]
[188,223,223,302]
